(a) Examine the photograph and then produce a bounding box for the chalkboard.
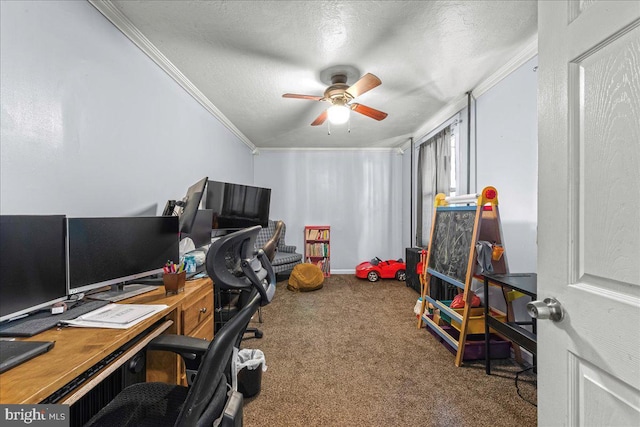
[428,208,476,285]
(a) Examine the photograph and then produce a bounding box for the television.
[68,216,180,298]
[0,215,68,323]
[204,180,271,230]
[178,177,208,235]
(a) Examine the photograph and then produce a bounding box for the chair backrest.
[261,220,284,262]
[254,220,275,250]
[176,227,276,425]
[206,225,276,306]
[177,290,261,426]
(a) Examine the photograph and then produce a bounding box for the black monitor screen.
[68,216,180,294]
[0,215,68,322]
[182,209,213,249]
[179,177,208,234]
[205,181,271,229]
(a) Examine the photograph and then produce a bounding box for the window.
[415,119,458,247]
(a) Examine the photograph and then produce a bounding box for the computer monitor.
[178,177,208,235]
[204,180,271,230]
[68,216,180,297]
[0,215,68,323]
[181,209,214,249]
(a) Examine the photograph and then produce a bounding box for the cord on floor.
[515,365,537,407]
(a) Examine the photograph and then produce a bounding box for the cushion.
[287,263,324,292]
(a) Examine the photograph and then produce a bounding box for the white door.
[537,1,640,425]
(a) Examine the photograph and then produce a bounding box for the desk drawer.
[190,316,213,341]
[182,288,213,336]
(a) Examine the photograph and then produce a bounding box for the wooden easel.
[417,186,508,367]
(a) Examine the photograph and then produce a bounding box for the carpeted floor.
[241,274,537,427]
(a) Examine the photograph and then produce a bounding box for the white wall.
[450,57,538,274]
[254,149,404,273]
[0,1,253,218]
[475,56,538,273]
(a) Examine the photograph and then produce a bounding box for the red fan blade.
[345,73,382,98]
[311,110,328,126]
[282,93,324,101]
[351,103,388,121]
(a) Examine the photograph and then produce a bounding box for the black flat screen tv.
[204,181,271,230]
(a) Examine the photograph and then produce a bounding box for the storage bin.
[426,324,511,361]
[450,309,506,335]
[439,300,485,324]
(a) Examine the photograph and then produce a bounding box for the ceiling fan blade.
[351,103,388,121]
[282,93,324,101]
[311,110,328,126]
[345,73,382,98]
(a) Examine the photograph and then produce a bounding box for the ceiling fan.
[282,72,388,126]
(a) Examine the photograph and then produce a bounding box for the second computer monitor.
[0,215,68,323]
[181,209,213,249]
[68,216,180,295]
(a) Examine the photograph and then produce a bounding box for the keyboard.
[0,300,110,337]
[88,284,158,302]
[0,340,55,374]
[40,344,126,403]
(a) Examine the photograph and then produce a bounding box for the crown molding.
[259,147,397,152]
[88,0,257,152]
[413,33,538,142]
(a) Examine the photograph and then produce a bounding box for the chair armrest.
[148,334,209,377]
[219,390,243,427]
[148,334,209,355]
[279,244,297,253]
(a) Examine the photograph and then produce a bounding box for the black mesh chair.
[84,226,276,427]
[207,226,276,339]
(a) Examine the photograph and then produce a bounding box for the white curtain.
[416,127,451,246]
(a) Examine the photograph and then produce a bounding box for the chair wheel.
[255,330,263,339]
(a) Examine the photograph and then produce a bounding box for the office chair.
[84,226,276,427]
[206,226,276,339]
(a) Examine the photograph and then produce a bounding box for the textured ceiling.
[103,0,537,150]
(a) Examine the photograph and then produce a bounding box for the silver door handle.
[527,297,564,322]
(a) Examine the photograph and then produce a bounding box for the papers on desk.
[62,304,168,329]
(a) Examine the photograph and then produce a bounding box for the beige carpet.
[242,274,537,427]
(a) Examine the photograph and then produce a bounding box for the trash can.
[236,349,267,398]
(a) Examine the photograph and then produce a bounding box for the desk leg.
[484,277,491,375]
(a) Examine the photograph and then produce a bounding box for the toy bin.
[426,324,511,361]
[439,300,485,324]
[450,309,506,335]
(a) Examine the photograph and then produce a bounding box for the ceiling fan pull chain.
[327,121,331,135]
[348,116,351,133]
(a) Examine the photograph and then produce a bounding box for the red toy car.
[356,257,407,282]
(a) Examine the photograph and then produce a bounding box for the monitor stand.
[88,283,158,303]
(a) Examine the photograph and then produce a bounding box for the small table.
[483,273,537,375]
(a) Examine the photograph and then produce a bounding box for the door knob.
[527,297,564,322]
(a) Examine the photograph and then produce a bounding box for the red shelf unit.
[304,225,330,277]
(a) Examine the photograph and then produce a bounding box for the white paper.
[61,304,168,329]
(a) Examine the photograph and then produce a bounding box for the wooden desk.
[483,273,537,375]
[0,278,213,405]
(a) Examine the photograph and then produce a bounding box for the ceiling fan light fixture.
[327,104,350,125]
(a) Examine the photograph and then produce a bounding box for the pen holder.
[163,271,186,295]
